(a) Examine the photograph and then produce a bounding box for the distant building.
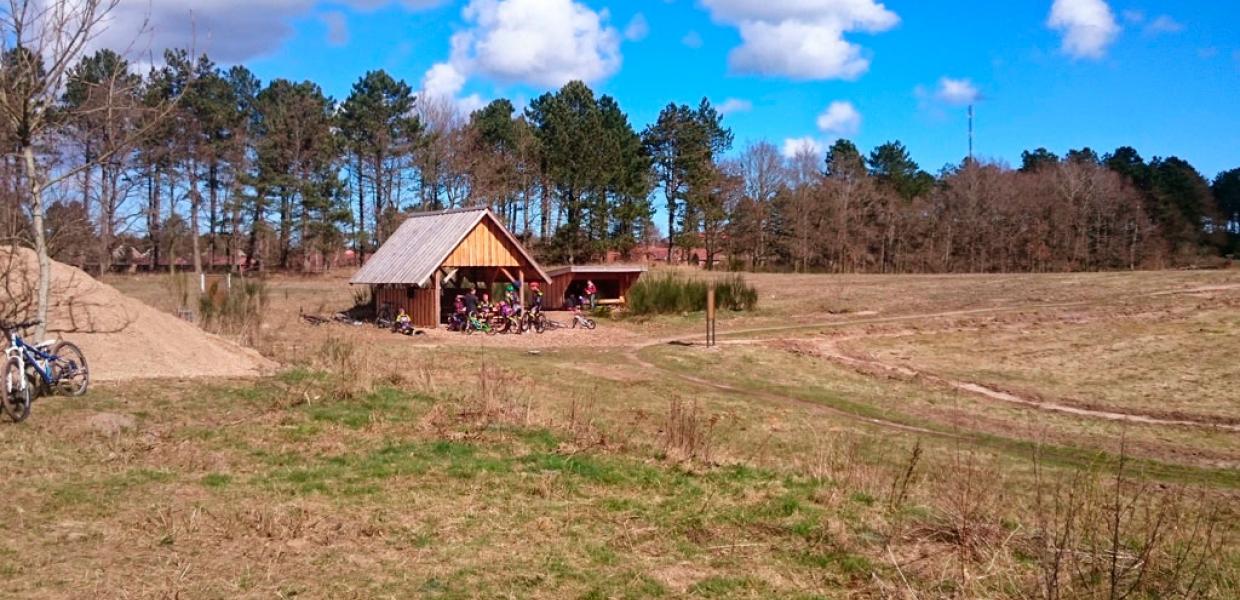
[351,207,550,327]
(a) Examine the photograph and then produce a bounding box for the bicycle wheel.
[50,341,89,396]
[534,313,546,334]
[584,318,596,330]
[2,357,31,423]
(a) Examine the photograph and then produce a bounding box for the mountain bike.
[522,307,547,334]
[491,310,523,335]
[2,320,90,422]
[570,310,596,330]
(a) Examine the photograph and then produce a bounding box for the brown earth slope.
[2,247,274,381]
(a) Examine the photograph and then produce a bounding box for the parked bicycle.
[570,309,596,330]
[2,320,90,423]
[375,302,396,329]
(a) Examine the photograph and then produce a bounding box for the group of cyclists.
[391,279,597,335]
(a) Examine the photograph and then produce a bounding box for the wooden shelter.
[351,208,550,327]
[545,265,647,310]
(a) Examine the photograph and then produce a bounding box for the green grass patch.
[201,473,232,489]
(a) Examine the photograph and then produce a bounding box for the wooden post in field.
[706,287,716,347]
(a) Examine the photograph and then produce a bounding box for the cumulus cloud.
[701,0,900,80]
[935,77,980,105]
[451,0,622,88]
[782,136,824,159]
[716,98,752,115]
[624,13,649,42]
[89,1,446,63]
[1047,0,1120,59]
[416,0,625,115]
[815,101,861,136]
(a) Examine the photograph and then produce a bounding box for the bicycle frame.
[6,334,56,390]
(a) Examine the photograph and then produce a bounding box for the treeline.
[2,46,1238,275]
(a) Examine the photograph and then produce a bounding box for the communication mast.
[968,104,974,162]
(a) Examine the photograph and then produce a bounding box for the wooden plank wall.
[442,219,522,268]
[374,284,437,327]
[546,273,574,310]
[545,272,643,310]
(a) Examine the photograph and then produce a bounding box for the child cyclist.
[529,281,544,314]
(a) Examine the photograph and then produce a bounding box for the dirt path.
[623,282,1240,438]
[810,338,1240,432]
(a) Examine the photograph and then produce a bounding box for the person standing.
[585,280,598,310]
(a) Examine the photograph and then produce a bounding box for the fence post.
[706,287,716,347]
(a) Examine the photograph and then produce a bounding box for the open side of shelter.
[545,265,647,310]
[351,208,550,327]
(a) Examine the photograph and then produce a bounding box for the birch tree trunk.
[23,145,51,341]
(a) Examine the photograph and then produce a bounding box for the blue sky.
[113,1,1239,178]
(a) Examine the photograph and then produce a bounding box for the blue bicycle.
[2,320,90,423]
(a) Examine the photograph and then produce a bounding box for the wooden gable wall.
[442,217,524,268]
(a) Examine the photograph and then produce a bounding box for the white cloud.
[420,61,486,114]
[320,11,350,47]
[682,30,704,49]
[701,0,899,80]
[1120,9,1145,24]
[624,13,649,42]
[935,77,980,105]
[417,0,622,115]
[716,98,752,115]
[782,136,824,159]
[815,101,861,136]
[1143,15,1184,36]
[91,1,446,63]
[1047,0,1120,60]
[423,62,467,99]
[453,0,622,88]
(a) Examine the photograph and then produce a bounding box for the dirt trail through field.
[806,337,1240,432]
[626,281,1240,436]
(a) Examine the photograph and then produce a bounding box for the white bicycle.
[3,320,90,423]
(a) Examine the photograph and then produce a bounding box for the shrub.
[626,272,757,315]
[198,277,268,347]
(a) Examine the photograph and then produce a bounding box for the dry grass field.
[1,268,1237,598]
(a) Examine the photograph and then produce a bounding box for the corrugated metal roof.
[350,208,549,286]
[546,264,649,277]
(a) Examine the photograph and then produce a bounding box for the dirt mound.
[2,247,275,382]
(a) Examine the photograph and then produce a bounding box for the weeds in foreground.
[661,397,719,463]
[269,341,1234,598]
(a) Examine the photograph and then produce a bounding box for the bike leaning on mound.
[1,320,90,423]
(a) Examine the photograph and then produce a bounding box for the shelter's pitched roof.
[350,207,548,286]
[546,265,649,277]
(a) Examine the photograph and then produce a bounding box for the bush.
[626,272,757,316]
[198,277,268,347]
